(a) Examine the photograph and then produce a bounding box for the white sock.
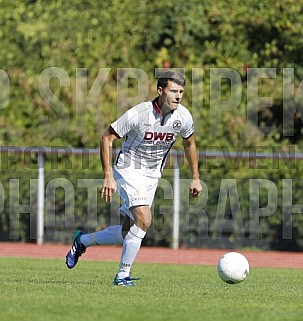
[80,225,123,247]
[117,224,146,279]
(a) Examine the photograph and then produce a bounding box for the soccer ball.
[217,252,249,284]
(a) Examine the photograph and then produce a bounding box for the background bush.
[1,0,303,250]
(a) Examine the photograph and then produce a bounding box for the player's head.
[157,71,186,90]
[157,71,185,113]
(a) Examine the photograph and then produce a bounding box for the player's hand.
[101,175,117,202]
[189,179,202,198]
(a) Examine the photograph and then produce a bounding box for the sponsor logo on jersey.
[143,131,174,145]
[144,132,174,140]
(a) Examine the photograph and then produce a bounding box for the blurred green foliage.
[1,0,303,250]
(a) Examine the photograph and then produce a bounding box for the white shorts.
[113,166,159,220]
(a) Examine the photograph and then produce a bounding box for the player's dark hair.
[157,71,186,89]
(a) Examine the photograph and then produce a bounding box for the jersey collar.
[152,98,178,115]
[152,98,161,114]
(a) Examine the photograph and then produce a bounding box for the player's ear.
[157,86,163,96]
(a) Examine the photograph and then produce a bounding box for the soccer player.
[66,71,202,286]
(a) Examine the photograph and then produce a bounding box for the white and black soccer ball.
[217,252,249,284]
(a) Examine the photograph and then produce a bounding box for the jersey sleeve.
[181,110,195,139]
[110,107,139,138]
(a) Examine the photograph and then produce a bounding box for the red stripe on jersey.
[152,99,161,114]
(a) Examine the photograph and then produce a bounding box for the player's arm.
[100,126,120,202]
[182,134,202,197]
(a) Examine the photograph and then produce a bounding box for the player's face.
[158,81,184,113]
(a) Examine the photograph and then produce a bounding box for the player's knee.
[134,214,151,232]
[131,206,152,232]
[139,218,151,232]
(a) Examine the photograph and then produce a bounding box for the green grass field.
[1,257,303,321]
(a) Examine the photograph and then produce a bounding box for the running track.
[0,243,303,269]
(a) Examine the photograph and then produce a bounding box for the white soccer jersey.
[111,100,195,178]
